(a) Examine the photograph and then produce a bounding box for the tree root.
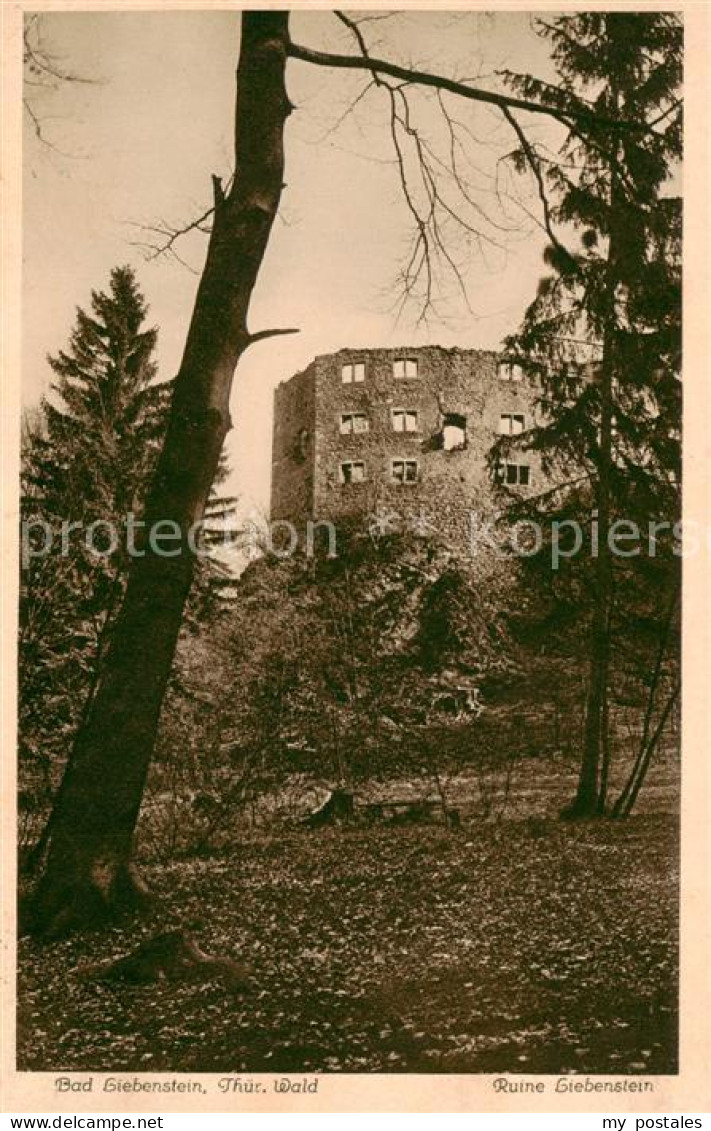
[560,795,603,821]
[78,930,251,990]
[21,862,156,940]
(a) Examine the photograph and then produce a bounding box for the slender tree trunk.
[564,147,620,821]
[597,678,612,815]
[564,340,615,817]
[613,680,680,818]
[26,12,293,938]
[612,584,680,817]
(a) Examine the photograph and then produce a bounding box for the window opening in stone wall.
[392,409,419,433]
[441,412,467,450]
[393,358,419,379]
[495,462,530,486]
[392,459,419,483]
[340,412,369,435]
[340,460,366,484]
[498,362,524,382]
[342,362,365,384]
[499,413,525,435]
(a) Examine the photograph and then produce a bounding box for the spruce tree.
[21,269,165,783]
[30,266,165,520]
[20,267,235,870]
[494,13,682,816]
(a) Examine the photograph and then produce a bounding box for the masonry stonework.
[270,361,317,525]
[270,346,541,550]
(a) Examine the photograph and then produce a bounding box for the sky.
[23,9,561,518]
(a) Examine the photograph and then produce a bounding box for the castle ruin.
[270,346,541,548]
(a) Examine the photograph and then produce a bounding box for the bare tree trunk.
[597,685,612,815]
[612,584,680,818]
[563,335,614,819]
[26,12,293,938]
[563,134,620,821]
[612,680,680,818]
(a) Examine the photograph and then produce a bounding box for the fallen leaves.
[17,813,678,1074]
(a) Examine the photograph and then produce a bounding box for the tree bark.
[612,584,680,817]
[612,679,680,818]
[563,329,615,819]
[24,564,125,878]
[26,12,292,938]
[563,120,621,821]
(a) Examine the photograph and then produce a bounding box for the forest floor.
[17,807,678,1075]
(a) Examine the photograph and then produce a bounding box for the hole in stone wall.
[440,412,467,451]
[340,460,366,484]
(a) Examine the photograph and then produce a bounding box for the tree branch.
[127,206,215,263]
[334,11,384,84]
[24,15,97,87]
[330,12,506,322]
[247,328,300,345]
[287,40,628,133]
[500,104,577,269]
[23,14,98,153]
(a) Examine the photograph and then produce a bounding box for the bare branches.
[134,207,215,254]
[23,14,98,154]
[127,173,237,269]
[434,92,517,235]
[22,95,85,160]
[389,84,485,322]
[334,11,383,77]
[127,12,634,325]
[311,78,379,145]
[127,214,212,274]
[23,14,95,88]
[287,39,614,133]
[22,98,46,142]
[330,11,517,322]
[500,105,576,268]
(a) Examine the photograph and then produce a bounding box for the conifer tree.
[20,267,234,869]
[20,268,166,780]
[494,13,682,816]
[30,266,166,520]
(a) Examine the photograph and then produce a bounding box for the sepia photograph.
[4,1,700,1110]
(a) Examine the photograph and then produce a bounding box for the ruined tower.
[270,346,541,547]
